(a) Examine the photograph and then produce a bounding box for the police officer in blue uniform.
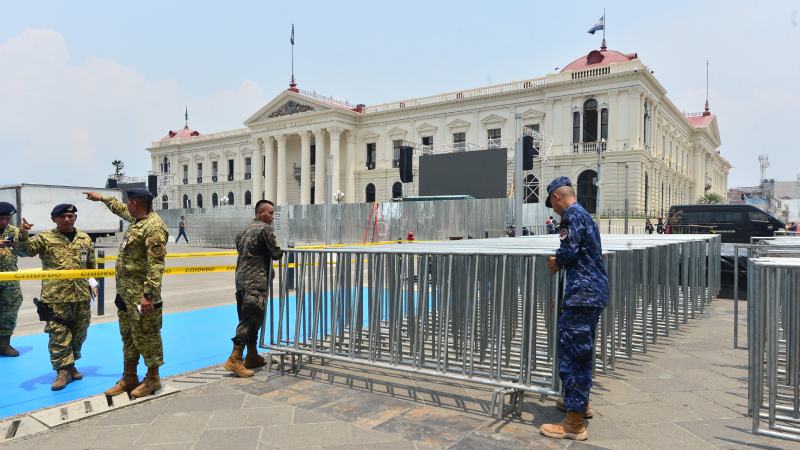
[540,176,609,441]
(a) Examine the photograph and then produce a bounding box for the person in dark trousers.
[540,177,609,442]
[546,216,558,234]
[656,217,665,234]
[645,219,655,234]
[224,200,283,377]
[175,216,189,243]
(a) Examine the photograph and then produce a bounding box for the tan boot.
[223,345,254,377]
[130,366,161,399]
[244,342,266,369]
[105,360,140,396]
[69,364,83,380]
[51,368,73,391]
[540,411,588,441]
[0,335,19,357]
[556,398,593,419]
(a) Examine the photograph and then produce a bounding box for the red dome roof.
[561,49,638,72]
[161,126,200,141]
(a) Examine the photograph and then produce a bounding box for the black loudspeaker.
[147,175,158,197]
[399,146,413,182]
[522,136,537,171]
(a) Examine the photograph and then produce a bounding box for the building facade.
[147,46,730,217]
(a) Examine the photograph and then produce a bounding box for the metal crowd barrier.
[748,256,800,442]
[261,234,721,416]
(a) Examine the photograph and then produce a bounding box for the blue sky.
[1,0,798,188]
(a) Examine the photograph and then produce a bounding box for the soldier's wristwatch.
[142,293,153,300]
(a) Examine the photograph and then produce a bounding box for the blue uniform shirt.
[555,203,609,308]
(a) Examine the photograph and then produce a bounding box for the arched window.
[392,182,402,199]
[245,191,252,206]
[643,100,652,148]
[196,193,203,209]
[161,195,169,210]
[227,192,235,206]
[182,194,190,209]
[644,173,649,215]
[365,183,376,203]
[577,170,598,214]
[212,193,219,207]
[582,99,598,143]
[524,174,539,203]
[572,111,580,144]
[162,156,169,173]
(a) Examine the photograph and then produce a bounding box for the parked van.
[667,204,785,243]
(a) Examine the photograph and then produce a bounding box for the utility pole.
[624,163,630,234]
[597,138,605,226]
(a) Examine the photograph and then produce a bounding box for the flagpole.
[601,9,607,50]
[290,24,296,89]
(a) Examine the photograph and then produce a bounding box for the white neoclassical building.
[147,45,730,217]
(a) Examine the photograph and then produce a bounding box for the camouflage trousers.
[117,298,164,368]
[557,306,604,413]
[0,281,23,336]
[232,290,265,347]
[45,300,91,370]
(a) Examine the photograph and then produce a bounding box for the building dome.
[161,125,200,141]
[561,49,638,72]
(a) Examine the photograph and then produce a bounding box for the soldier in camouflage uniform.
[541,177,609,442]
[224,199,282,377]
[17,204,96,390]
[85,189,168,399]
[0,202,29,357]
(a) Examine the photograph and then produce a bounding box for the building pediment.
[416,122,438,135]
[359,131,381,141]
[387,127,408,138]
[480,114,507,126]
[447,118,471,130]
[244,90,332,126]
[223,149,237,158]
[521,108,545,120]
[207,152,220,160]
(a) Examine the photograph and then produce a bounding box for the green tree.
[697,193,723,204]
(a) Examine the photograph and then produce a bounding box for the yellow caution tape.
[0,269,117,281]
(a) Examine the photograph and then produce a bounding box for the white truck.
[0,184,123,240]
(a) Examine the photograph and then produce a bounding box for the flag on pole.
[184,106,188,123]
[587,16,605,34]
[290,24,294,45]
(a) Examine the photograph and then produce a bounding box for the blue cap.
[0,202,16,216]
[127,188,154,200]
[545,176,572,208]
[51,204,77,217]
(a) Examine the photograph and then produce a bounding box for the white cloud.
[0,28,266,187]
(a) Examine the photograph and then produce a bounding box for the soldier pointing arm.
[85,189,168,398]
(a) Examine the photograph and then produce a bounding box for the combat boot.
[51,368,73,391]
[130,366,161,399]
[0,335,19,357]
[69,364,83,381]
[556,398,593,419]
[223,345,254,377]
[243,342,266,369]
[540,411,588,441]
[105,360,140,396]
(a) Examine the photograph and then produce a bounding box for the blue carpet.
[0,304,240,420]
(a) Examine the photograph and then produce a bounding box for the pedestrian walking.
[0,202,28,357]
[541,176,609,441]
[224,199,282,377]
[175,216,188,243]
[17,204,95,390]
[85,189,168,399]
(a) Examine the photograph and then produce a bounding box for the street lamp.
[598,138,607,227]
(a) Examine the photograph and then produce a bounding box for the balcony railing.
[182,178,188,185]
[572,142,605,154]
[366,161,376,170]
[227,174,234,181]
[212,175,218,182]
[244,173,251,180]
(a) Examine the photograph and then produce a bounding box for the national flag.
[587,16,604,35]
[290,24,295,45]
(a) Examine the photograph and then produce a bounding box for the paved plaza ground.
[2,298,796,449]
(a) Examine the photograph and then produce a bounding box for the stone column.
[265,136,276,202]
[252,139,264,202]
[346,131,356,203]
[277,135,287,205]
[300,130,311,205]
[314,128,327,204]
[329,127,341,198]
